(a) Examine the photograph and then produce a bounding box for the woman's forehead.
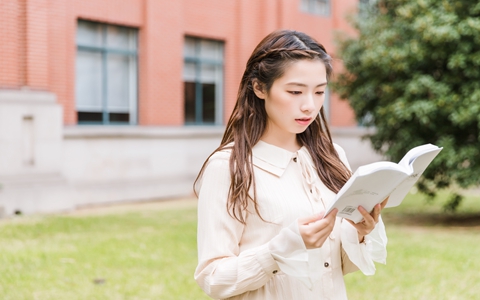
[275,59,327,85]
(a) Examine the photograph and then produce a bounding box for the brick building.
[0,0,380,216]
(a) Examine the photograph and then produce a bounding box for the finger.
[324,208,338,219]
[309,213,337,231]
[346,218,365,228]
[372,203,381,223]
[346,220,368,238]
[309,218,337,243]
[358,206,373,221]
[303,211,337,235]
[358,206,376,227]
[380,197,389,209]
[346,219,358,227]
[298,212,324,225]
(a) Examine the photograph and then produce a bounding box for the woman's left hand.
[347,197,389,242]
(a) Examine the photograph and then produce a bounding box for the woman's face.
[254,59,327,141]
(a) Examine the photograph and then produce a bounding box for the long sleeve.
[194,152,326,298]
[333,143,388,275]
[340,217,388,275]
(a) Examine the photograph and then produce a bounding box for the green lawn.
[345,191,480,300]
[0,193,479,299]
[345,226,480,300]
[0,205,209,300]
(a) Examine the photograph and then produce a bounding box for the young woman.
[194,30,388,300]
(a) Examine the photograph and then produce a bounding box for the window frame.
[183,36,224,125]
[322,87,331,123]
[359,0,378,17]
[75,20,138,125]
[300,0,331,17]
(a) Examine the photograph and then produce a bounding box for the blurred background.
[1,1,480,299]
[0,0,380,216]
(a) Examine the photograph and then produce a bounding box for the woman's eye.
[316,91,325,95]
[288,91,302,95]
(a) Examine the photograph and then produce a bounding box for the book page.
[356,161,408,176]
[325,167,408,223]
[324,144,442,223]
[397,144,440,170]
[386,147,443,207]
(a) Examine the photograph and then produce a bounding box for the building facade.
[0,0,380,216]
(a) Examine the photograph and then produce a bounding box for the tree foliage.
[333,0,480,210]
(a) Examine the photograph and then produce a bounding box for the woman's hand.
[348,197,389,242]
[298,209,338,249]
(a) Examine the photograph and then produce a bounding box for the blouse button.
[324,262,330,268]
[293,157,297,162]
[273,270,278,274]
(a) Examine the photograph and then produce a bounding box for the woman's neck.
[260,130,301,153]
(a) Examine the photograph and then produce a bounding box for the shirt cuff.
[255,244,280,275]
[366,215,388,264]
[268,220,325,290]
[340,216,387,275]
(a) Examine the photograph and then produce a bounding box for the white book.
[324,144,443,223]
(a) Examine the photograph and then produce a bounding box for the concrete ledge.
[0,174,75,215]
[330,126,376,138]
[64,125,226,139]
[0,121,384,216]
[0,89,56,103]
[63,125,376,140]
[72,174,196,207]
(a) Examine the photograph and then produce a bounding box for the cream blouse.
[195,141,387,300]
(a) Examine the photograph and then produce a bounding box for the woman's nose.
[301,94,315,112]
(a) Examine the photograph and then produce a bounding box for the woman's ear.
[253,81,266,100]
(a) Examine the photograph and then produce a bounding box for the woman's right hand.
[298,209,338,249]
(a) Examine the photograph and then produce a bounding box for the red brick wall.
[140,0,183,125]
[25,0,49,89]
[0,0,24,88]
[330,0,359,127]
[0,0,359,127]
[48,0,73,122]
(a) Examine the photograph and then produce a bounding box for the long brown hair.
[194,30,351,224]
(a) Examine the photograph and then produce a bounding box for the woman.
[194,30,388,299]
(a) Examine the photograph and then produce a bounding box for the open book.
[324,144,443,223]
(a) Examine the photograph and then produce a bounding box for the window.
[359,0,377,16]
[75,20,138,125]
[183,37,224,125]
[300,0,330,16]
[323,87,331,123]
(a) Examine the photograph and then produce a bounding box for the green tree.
[333,0,480,210]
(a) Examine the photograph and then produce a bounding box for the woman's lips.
[295,118,312,125]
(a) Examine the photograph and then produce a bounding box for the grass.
[0,202,209,300]
[344,191,480,300]
[381,188,480,226]
[0,192,479,299]
[345,226,480,300]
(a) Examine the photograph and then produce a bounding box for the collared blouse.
[195,141,387,300]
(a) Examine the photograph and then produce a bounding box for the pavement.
[65,197,198,217]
